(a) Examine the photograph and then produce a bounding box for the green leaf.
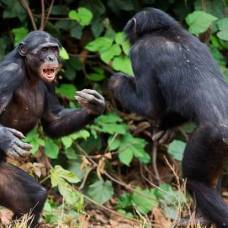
[69,10,80,21]
[94,113,127,135]
[168,140,186,161]
[95,113,123,124]
[155,183,187,219]
[85,37,113,52]
[70,25,83,39]
[115,32,130,55]
[12,27,28,46]
[45,138,59,159]
[217,18,228,31]
[61,136,73,149]
[112,56,133,75]
[100,44,121,63]
[71,130,90,140]
[132,188,158,214]
[58,182,84,211]
[51,165,80,187]
[87,68,106,82]
[118,134,149,165]
[69,7,93,26]
[77,7,93,26]
[64,148,77,160]
[186,11,217,35]
[217,30,228,41]
[116,192,132,209]
[87,179,114,204]
[118,149,133,166]
[108,136,121,151]
[56,84,76,99]
[59,47,69,60]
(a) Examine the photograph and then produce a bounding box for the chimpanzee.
[109,8,228,227]
[0,31,105,227]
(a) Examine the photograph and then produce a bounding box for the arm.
[109,71,163,119]
[0,59,32,157]
[42,87,105,138]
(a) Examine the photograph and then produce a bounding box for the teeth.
[43,68,55,76]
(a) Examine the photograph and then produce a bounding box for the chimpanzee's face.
[19,31,62,83]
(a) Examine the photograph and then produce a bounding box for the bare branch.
[19,0,37,30]
[44,0,55,28]
[39,0,45,30]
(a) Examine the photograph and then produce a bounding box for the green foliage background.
[0,0,228,226]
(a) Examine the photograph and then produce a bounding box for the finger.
[15,139,32,150]
[158,130,176,144]
[158,132,170,144]
[75,96,89,104]
[7,128,25,139]
[152,131,165,141]
[76,91,95,102]
[12,144,30,156]
[6,148,19,158]
[80,89,104,100]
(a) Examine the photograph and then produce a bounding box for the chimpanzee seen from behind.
[0,31,105,227]
[109,8,228,227]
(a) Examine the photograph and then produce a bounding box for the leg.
[0,162,47,227]
[182,125,228,227]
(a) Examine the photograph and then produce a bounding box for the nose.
[47,55,55,62]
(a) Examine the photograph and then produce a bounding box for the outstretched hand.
[75,89,105,115]
[0,127,32,158]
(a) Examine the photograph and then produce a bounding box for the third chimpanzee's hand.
[152,128,176,145]
[0,126,32,158]
[75,89,105,115]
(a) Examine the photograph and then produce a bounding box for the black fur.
[0,31,102,227]
[109,8,228,227]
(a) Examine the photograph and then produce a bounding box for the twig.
[39,0,45,30]
[152,142,161,185]
[20,0,37,30]
[44,0,55,28]
[79,167,94,190]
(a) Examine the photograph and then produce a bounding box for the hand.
[0,127,32,158]
[75,89,105,115]
[152,128,176,145]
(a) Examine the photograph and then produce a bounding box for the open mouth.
[41,64,60,82]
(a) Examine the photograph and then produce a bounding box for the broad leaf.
[85,37,113,52]
[168,140,186,161]
[12,27,28,46]
[100,44,121,63]
[59,47,69,60]
[56,84,76,99]
[69,7,93,26]
[45,138,59,159]
[87,179,113,204]
[51,165,80,187]
[112,56,133,75]
[58,182,84,211]
[217,30,228,41]
[132,187,158,214]
[186,11,217,35]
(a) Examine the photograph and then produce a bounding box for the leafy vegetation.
[0,0,228,227]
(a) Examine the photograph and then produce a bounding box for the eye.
[51,47,59,53]
[41,47,48,52]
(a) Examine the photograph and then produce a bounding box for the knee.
[38,187,48,203]
[34,186,48,208]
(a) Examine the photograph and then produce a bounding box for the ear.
[125,17,137,34]
[18,42,27,56]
